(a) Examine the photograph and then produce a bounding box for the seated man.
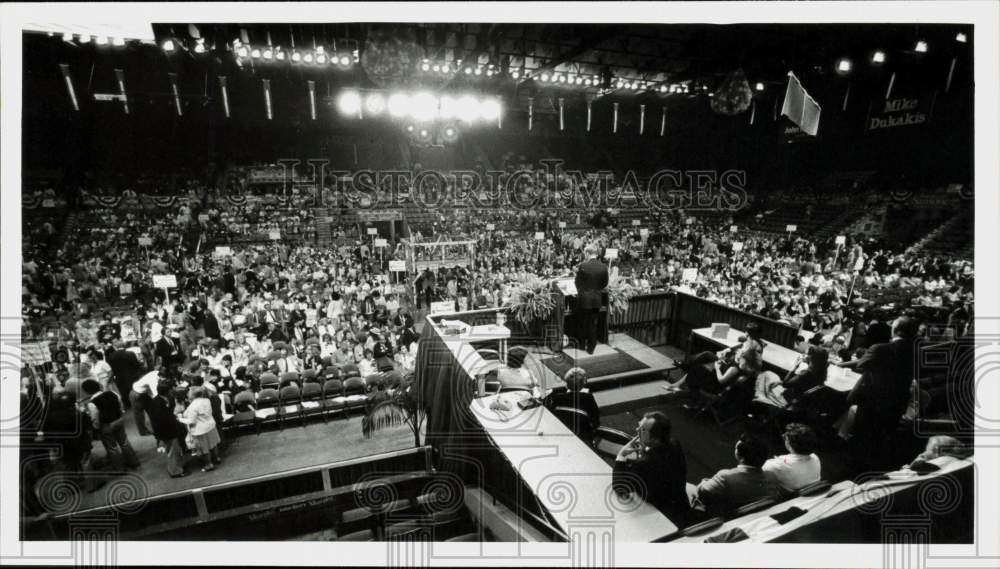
[496,346,537,392]
[544,367,600,430]
[763,423,822,494]
[694,434,780,516]
[612,412,689,519]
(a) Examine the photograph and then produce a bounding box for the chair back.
[233,390,256,411]
[322,379,344,398]
[301,382,322,400]
[279,372,300,388]
[259,372,280,389]
[257,388,280,407]
[731,496,779,518]
[344,377,366,396]
[553,406,595,442]
[279,384,301,401]
[301,369,319,383]
[322,365,342,380]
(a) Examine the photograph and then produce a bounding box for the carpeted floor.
[542,349,648,379]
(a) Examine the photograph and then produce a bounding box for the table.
[471,393,679,542]
[691,327,861,392]
[672,456,973,542]
[434,322,510,378]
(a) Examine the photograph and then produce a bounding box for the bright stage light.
[439,96,457,119]
[585,78,593,86]
[511,71,520,79]
[113,37,126,47]
[78,35,91,44]
[316,53,327,64]
[237,46,249,58]
[339,56,351,66]
[421,62,430,71]
[62,32,73,42]
[480,98,501,121]
[337,91,362,116]
[486,69,494,77]
[388,93,411,118]
[95,36,108,46]
[454,95,479,122]
[872,50,886,64]
[276,49,286,61]
[365,93,386,115]
[410,92,440,122]
[442,64,450,73]
[291,51,301,62]
[474,67,482,76]
[432,64,441,72]
[194,40,206,54]
[251,48,261,59]
[406,124,415,132]
[464,67,473,75]
[418,128,430,140]
[837,59,852,73]
[541,73,550,82]
[263,48,273,60]
[915,40,928,53]
[955,33,967,43]
[660,85,668,92]
[316,46,325,54]
[755,82,765,91]
[444,127,456,137]
[303,52,314,63]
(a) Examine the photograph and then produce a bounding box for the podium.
[552,278,609,351]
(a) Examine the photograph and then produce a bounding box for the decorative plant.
[607,275,637,316]
[503,276,557,326]
[362,375,426,448]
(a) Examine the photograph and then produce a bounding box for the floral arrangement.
[607,275,638,316]
[503,276,557,325]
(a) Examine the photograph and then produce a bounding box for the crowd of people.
[19,158,974,520]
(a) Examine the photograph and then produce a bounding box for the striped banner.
[23,195,42,209]
[225,194,248,206]
[92,195,123,209]
[149,196,178,208]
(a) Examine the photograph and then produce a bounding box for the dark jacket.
[107,348,144,387]
[148,394,187,442]
[203,311,222,340]
[847,338,916,420]
[575,258,609,310]
[613,439,689,517]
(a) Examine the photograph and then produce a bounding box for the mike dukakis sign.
[866,93,937,131]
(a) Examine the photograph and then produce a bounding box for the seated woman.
[544,367,600,430]
[754,346,829,410]
[672,323,765,395]
[496,346,538,393]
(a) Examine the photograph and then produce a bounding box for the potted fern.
[362,375,426,448]
[503,276,557,344]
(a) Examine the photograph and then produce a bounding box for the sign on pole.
[835,235,847,245]
[558,221,566,229]
[214,246,233,256]
[486,223,495,230]
[534,232,544,240]
[374,238,388,248]
[153,274,177,304]
[786,224,797,232]
[732,241,744,253]
[681,268,698,282]
[269,231,281,240]
[138,237,152,246]
[686,217,694,225]
[366,228,378,236]
[639,228,650,237]
[389,260,406,272]
[730,225,738,233]
[604,248,619,260]
[632,219,641,226]
[21,342,52,366]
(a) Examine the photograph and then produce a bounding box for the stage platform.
[66,412,416,512]
[523,333,680,414]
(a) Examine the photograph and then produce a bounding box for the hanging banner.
[780,71,821,136]
[92,195,123,209]
[357,210,402,222]
[865,93,936,131]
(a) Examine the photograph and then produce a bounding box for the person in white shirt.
[762,423,822,493]
[131,368,166,437]
[88,350,113,391]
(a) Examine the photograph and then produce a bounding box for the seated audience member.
[695,434,780,516]
[544,366,600,430]
[763,423,822,493]
[754,346,829,410]
[904,435,972,471]
[612,411,689,519]
[497,346,537,392]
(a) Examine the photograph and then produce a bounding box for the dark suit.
[106,349,144,406]
[613,439,689,519]
[846,338,915,469]
[574,258,609,353]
